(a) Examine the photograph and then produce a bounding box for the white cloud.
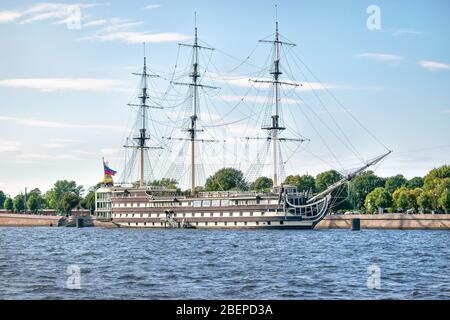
[391,28,424,36]
[418,60,450,71]
[50,138,85,143]
[78,15,190,44]
[82,31,190,44]
[100,148,119,155]
[44,143,64,149]
[0,116,124,132]
[72,149,97,155]
[0,78,130,92]
[0,140,20,153]
[2,3,187,44]
[83,19,107,27]
[0,10,22,23]
[18,153,76,160]
[355,53,404,62]
[19,3,104,24]
[101,21,144,33]
[143,4,161,10]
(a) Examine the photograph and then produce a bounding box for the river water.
[0,227,448,300]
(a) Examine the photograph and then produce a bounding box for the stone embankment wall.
[0,213,64,227]
[316,214,450,230]
[1,213,449,229]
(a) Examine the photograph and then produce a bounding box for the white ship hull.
[104,189,332,230]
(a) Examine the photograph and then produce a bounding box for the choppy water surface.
[0,227,448,299]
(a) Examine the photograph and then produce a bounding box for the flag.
[103,161,117,176]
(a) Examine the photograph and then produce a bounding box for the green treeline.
[0,181,98,215]
[1,165,449,215]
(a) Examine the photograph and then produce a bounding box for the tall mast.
[139,51,148,187]
[272,20,281,187]
[124,43,162,187]
[172,13,217,195]
[191,13,200,196]
[251,8,301,187]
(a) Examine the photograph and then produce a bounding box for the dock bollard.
[76,217,84,228]
[351,218,360,231]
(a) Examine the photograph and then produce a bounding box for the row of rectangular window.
[115,211,267,218]
[110,199,278,208]
[125,221,285,227]
[96,202,111,209]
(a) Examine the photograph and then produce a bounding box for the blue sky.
[0,0,449,196]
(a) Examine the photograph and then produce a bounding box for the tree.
[365,187,392,213]
[418,192,432,212]
[80,191,96,214]
[60,192,80,215]
[250,177,273,192]
[13,194,25,213]
[151,178,178,189]
[204,168,247,191]
[375,188,393,209]
[284,175,315,193]
[385,174,407,194]
[394,189,409,212]
[439,189,450,214]
[0,190,5,209]
[45,180,84,213]
[27,194,41,214]
[406,177,424,189]
[407,188,422,212]
[27,188,45,212]
[4,197,13,211]
[349,171,385,209]
[315,170,342,193]
[315,170,352,210]
[423,165,450,191]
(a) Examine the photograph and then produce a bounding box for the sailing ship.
[95,13,390,229]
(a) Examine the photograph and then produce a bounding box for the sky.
[0,0,449,196]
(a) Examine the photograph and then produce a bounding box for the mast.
[172,13,217,195]
[251,8,301,187]
[124,43,162,187]
[272,20,281,188]
[139,54,148,187]
[191,15,199,196]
